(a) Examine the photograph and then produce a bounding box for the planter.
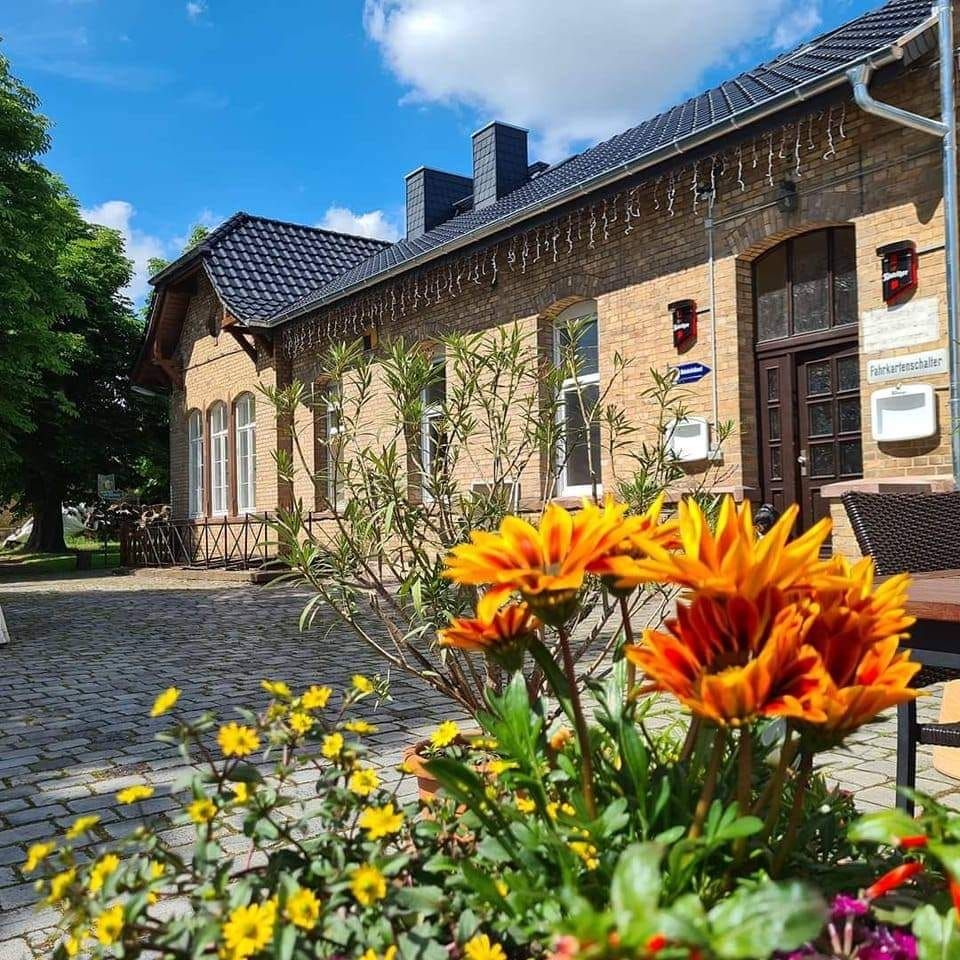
[403,729,484,802]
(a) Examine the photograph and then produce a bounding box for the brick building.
[133,0,959,557]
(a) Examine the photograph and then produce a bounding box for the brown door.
[754,227,862,533]
[795,345,862,531]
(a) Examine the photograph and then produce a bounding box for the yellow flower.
[222,899,276,959]
[66,815,100,839]
[150,686,181,717]
[344,719,378,735]
[348,767,381,797]
[361,949,398,960]
[230,782,251,805]
[188,797,217,824]
[301,685,332,710]
[88,854,120,894]
[515,796,536,814]
[349,864,387,906]
[284,887,320,930]
[94,904,124,946]
[358,803,404,840]
[430,720,460,749]
[352,674,374,695]
[487,759,517,776]
[288,711,314,736]
[322,732,344,759]
[495,879,508,898]
[546,801,575,820]
[549,728,573,751]
[470,736,498,750]
[47,867,76,903]
[63,934,81,957]
[261,679,292,699]
[23,841,56,873]
[218,722,261,758]
[116,784,154,805]
[569,841,599,870]
[464,934,507,960]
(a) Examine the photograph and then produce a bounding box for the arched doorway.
[753,227,862,532]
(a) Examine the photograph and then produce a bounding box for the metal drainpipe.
[846,0,960,484]
[705,212,720,446]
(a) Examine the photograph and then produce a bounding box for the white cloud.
[318,206,400,242]
[186,1,206,21]
[364,0,817,161]
[772,6,822,50]
[80,200,168,303]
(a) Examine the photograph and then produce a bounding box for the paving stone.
[0,938,33,960]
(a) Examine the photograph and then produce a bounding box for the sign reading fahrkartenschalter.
[866,348,948,383]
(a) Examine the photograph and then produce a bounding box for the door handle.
[797,452,808,476]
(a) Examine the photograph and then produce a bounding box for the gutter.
[274,38,923,327]
[846,1,960,485]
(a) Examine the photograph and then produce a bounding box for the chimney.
[472,122,529,210]
[405,167,473,239]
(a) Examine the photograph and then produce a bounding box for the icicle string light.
[281,102,853,357]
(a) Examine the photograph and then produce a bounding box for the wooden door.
[757,354,798,517]
[796,344,863,531]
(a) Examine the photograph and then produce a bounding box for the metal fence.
[119,514,277,570]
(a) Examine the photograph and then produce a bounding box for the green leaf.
[611,843,664,929]
[929,842,960,882]
[227,764,265,784]
[849,810,924,847]
[914,905,960,960]
[395,884,446,913]
[708,881,826,959]
[528,639,577,729]
[277,923,296,960]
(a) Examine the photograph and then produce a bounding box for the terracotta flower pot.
[402,729,484,802]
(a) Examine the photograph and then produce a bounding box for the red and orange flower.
[438,591,540,670]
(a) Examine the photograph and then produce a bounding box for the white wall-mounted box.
[666,418,710,462]
[870,383,937,443]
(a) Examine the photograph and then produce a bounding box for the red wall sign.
[877,240,918,304]
[669,299,698,351]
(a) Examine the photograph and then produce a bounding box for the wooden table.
[902,569,960,670]
[894,570,960,811]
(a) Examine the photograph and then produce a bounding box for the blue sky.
[3,0,876,302]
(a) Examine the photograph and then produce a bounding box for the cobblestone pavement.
[0,571,958,957]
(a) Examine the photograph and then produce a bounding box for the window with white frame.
[235,393,256,513]
[187,410,204,517]
[420,352,447,496]
[209,402,229,516]
[320,381,344,509]
[555,301,601,495]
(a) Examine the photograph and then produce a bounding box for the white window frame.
[420,351,446,499]
[187,410,204,517]
[323,382,345,509]
[555,301,601,497]
[210,402,229,517]
[235,393,256,514]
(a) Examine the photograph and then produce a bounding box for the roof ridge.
[237,212,394,247]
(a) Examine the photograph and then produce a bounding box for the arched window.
[420,349,446,499]
[209,402,229,516]
[235,393,256,513]
[187,410,204,517]
[555,301,601,495]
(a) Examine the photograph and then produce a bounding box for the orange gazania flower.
[439,591,540,670]
[443,499,627,623]
[800,558,919,743]
[605,496,830,599]
[626,593,826,727]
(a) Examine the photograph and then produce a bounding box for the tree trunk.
[25,486,66,553]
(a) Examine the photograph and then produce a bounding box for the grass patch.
[0,537,121,574]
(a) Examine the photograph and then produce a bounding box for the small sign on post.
[672,362,712,385]
[98,474,122,502]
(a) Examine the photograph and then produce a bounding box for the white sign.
[867,348,949,383]
[861,296,940,353]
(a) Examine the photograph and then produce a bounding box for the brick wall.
[169,272,279,519]
[169,57,956,536]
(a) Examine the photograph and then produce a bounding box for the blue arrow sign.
[673,362,711,385]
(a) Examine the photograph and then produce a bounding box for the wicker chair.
[842,491,960,813]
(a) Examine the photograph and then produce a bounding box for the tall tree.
[0,48,80,462]
[0,48,168,551]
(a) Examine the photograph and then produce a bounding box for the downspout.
[705,211,720,449]
[846,0,960,484]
